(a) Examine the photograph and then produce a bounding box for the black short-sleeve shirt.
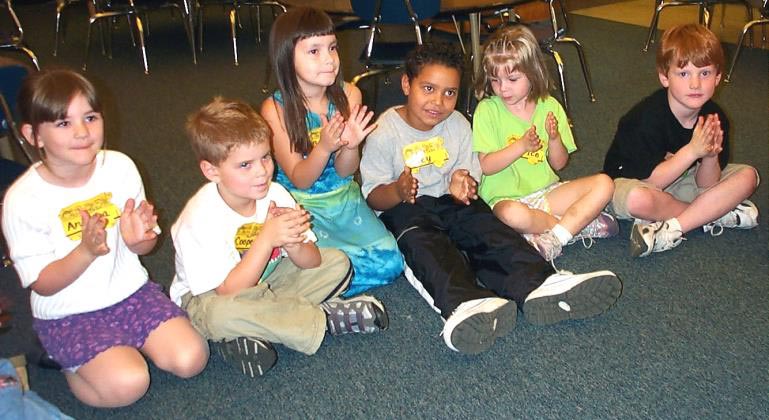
[603,88,730,180]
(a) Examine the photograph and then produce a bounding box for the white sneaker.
[703,199,759,236]
[524,270,621,325]
[531,230,563,261]
[573,212,620,241]
[442,297,517,354]
[630,220,684,257]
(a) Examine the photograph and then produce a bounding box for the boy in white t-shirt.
[170,98,389,378]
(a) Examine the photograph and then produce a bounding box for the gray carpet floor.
[1,2,767,418]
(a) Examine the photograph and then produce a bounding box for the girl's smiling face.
[24,93,104,178]
[293,34,340,92]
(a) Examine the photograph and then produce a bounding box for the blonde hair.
[475,25,550,101]
[656,23,724,75]
[186,97,272,165]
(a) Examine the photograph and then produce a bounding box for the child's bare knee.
[625,187,656,215]
[591,174,615,198]
[739,166,759,189]
[165,340,208,378]
[494,201,530,228]
[90,368,149,407]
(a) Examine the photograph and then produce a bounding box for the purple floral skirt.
[33,281,186,371]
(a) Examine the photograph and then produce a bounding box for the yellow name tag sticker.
[402,136,449,173]
[506,134,545,164]
[59,192,121,241]
[309,127,321,147]
[234,222,281,278]
[234,222,263,254]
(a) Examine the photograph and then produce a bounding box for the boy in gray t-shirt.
[360,43,622,355]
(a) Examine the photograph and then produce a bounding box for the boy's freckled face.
[659,61,721,115]
[398,63,460,131]
[208,141,274,209]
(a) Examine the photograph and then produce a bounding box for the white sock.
[664,217,682,232]
[551,223,572,245]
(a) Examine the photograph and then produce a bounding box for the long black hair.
[269,6,350,155]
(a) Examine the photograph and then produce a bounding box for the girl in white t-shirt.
[1,69,207,408]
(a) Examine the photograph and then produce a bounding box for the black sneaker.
[321,295,389,336]
[212,337,277,378]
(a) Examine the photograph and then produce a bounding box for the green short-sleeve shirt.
[472,95,577,207]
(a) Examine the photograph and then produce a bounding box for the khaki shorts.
[609,163,755,220]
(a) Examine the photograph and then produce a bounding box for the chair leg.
[18,45,40,71]
[643,0,665,52]
[549,48,568,115]
[54,1,66,57]
[126,15,137,47]
[230,8,239,66]
[180,0,197,64]
[83,19,94,71]
[197,6,204,52]
[250,5,260,44]
[261,58,272,94]
[451,14,466,55]
[744,2,754,47]
[725,19,767,82]
[260,4,286,93]
[700,4,712,27]
[135,15,149,74]
[643,1,709,52]
[555,36,596,103]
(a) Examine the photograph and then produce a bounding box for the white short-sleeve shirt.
[169,181,316,305]
[2,151,152,320]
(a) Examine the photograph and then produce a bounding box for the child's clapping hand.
[690,114,722,158]
[397,166,418,204]
[702,113,723,158]
[516,125,543,154]
[120,199,159,249]
[340,104,377,150]
[262,201,311,249]
[545,111,561,144]
[449,169,478,205]
[318,112,346,153]
[79,209,109,257]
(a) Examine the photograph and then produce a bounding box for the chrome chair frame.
[349,0,439,85]
[0,93,35,164]
[461,0,595,117]
[0,0,40,70]
[642,0,754,52]
[196,0,286,66]
[54,0,80,57]
[83,0,196,74]
[725,0,769,81]
[543,0,596,110]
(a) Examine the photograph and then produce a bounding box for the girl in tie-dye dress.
[260,7,403,296]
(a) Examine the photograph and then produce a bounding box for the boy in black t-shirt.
[603,24,759,257]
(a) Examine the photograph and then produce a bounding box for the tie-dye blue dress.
[272,92,404,296]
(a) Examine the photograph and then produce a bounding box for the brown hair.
[475,25,550,101]
[17,68,102,153]
[656,24,725,75]
[269,6,349,155]
[186,97,272,165]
